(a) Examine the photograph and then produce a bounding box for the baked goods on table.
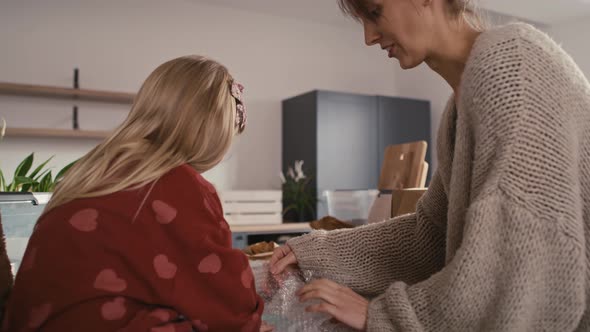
[242,241,278,259]
[309,216,355,231]
[242,216,354,260]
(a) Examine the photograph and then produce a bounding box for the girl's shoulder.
[160,164,217,196]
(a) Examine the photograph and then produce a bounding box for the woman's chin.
[397,57,421,70]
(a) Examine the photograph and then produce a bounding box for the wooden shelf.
[0,82,135,104]
[4,127,110,139]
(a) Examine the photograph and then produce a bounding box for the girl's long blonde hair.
[45,55,240,212]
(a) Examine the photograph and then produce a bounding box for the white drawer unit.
[219,190,282,225]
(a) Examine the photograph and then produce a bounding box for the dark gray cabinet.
[282,90,431,219]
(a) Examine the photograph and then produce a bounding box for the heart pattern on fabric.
[69,208,99,232]
[101,297,126,321]
[152,200,177,224]
[28,303,52,328]
[94,269,127,292]
[198,254,222,274]
[153,255,177,280]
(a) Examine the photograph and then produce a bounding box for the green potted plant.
[0,154,75,193]
[281,160,317,222]
[0,118,77,281]
[0,118,75,193]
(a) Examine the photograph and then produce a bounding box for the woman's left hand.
[297,279,369,331]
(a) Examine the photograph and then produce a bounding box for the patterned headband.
[230,81,247,134]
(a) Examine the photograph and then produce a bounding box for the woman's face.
[361,0,435,69]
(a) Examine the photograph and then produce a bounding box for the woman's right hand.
[269,244,298,275]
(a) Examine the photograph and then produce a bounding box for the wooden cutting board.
[378,141,428,190]
[390,188,428,217]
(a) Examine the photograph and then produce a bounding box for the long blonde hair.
[45,55,240,212]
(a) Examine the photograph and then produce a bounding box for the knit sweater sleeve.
[367,192,585,331]
[286,171,447,297]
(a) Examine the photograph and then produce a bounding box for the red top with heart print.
[3,164,263,332]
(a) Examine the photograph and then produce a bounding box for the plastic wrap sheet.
[250,260,355,332]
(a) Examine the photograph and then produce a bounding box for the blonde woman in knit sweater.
[270,0,590,331]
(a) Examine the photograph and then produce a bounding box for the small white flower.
[294,160,306,181]
[279,171,286,184]
[0,117,6,138]
[287,167,295,180]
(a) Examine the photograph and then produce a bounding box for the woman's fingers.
[269,245,288,266]
[297,278,342,296]
[305,301,339,316]
[297,279,369,331]
[270,246,298,274]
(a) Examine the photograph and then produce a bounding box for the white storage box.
[323,190,378,226]
[219,190,282,225]
[0,192,51,274]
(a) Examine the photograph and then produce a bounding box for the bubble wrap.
[250,260,356,332]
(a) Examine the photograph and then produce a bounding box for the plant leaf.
[55,159,77,182]
[14,153,34,178]
[0,168,5,191]
[32,169,50,183]
[29,156,54,180]
[282,204,297,215]
[38,171,52,192]
[22,180,40,192]
[15,176,34,188]
[14,176,34,184]
[10,176,33,192]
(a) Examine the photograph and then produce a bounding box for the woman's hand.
[269,244,298,275]
[297,279,369,331]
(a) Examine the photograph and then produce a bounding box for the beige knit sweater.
[287,23,590,331]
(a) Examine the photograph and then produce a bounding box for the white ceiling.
[193,0,590,27]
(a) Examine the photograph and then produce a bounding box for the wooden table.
[230,223,312,248]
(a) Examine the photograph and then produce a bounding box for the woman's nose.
[364,21,381,46]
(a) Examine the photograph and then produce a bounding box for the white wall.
[548,18,590,79]
[3,1,554,191]
[0,0,401,190]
